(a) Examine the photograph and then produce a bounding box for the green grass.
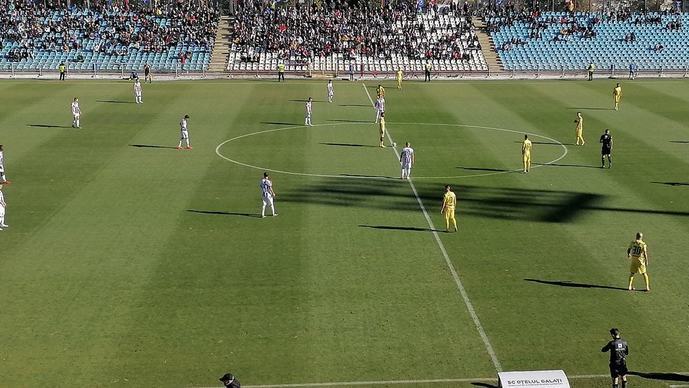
[0,78,688,388]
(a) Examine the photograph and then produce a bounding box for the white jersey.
[306,101,312,115]
[260,178,273,198]
[0,151,4,170]
[71,101,81,116]
[180,118,188,132]
[327,83,334,96]
[400,147,414,167]
[375,98,385,112]
[134,82,142,95]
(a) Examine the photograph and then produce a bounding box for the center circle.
[215,122,568,179]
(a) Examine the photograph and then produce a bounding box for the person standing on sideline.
[601,328,629,388]
[260,172,277,218]
[144,63,152,83]
[305,97,313,126]
[521,134,532,173]
[587,62,596,81]
[71,98,81,128]
[327,80,334,103]
[396,68,403,89]
[0,145,8,184]
[627,232,650,291]
[0,184,8,230]
[177,114,192,149]
[441,185,458,233]
[424,61,432,82]
[133,78,143,104]
[374,96,385,123]
[277,62,285,82]
[378,112,386,148]
[613,83,622,111]
[574,112,585,145]
[400,142,415,179]
[600,129,613,168]
[628,63,636,80]
[58,62,66,81]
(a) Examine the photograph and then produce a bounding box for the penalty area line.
[361,83,503,372]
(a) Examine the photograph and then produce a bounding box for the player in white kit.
[260,172,277,218]
[0,145,8,184]
[134,78,143,104]
[177,114,192,149]
[327,80,334,103]
[374,96,385,124]
[0,184,8,230]
[305,97,313,126]
[400,142,415,179]
[71,98,81,128]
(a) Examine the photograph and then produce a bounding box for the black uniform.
[600,133,612,155]
[602,338,629,378]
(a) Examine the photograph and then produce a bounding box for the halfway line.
[361,83,503,372]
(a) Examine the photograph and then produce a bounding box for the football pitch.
[1,78,688,388]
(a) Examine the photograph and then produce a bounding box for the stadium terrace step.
[209,16,232,72]
[473,16,503,73]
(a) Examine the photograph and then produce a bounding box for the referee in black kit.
[601,328,629,388]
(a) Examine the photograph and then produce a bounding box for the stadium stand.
[488,10,689,72]
[227,0,488,75]
[0,0,219,73]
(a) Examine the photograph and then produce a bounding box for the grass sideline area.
[0,79,688,387]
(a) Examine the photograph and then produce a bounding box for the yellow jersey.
[522,139,532,155]
[576,116,583,131]
[443,191,456,210]
[613,86,622,98]
[628,239,647,258]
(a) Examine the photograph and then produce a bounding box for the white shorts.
[180,131,189,139]
[0,206,5,217]
[73,113,80,118]
[262,196,274,206]
[402,164,412,170]
[135,92,142,97]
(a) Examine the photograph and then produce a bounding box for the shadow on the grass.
[628,371,689,382]
[359,224,437,233]
[536,162,601,169]
[471,383,499,388]
[327,119,372,123]
[129,144,178,149]
[457,166,513,172]
[566,107,611,111]
[338,104,371,107]
[279,178,689,222]
[260,121,301,126]
[27,124,73,129]
[186,210,259,218]
[525,279,629,291]
[321,142,377,148]
[669,140,689,144]
[651,181,689,187]
[513,141,572,146]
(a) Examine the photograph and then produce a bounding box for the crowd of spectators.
[231,0,479,62]
[0,0,218,62]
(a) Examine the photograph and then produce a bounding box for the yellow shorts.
[444,208,456,222]
[614,97,621,103]
[523,154,531,163]
[630,257,647,274]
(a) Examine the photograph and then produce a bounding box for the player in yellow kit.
[378,112,386,147]
[521,134,532,173]
[376,84,385,98]
[440,185,457,232]
[613,83,622,111]
[396,68,403,89]
[574,112,585,145]
[627,232,650,292]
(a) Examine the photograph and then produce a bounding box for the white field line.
[362,83,503,372]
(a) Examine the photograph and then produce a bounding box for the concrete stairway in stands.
[209,16,231,72]
[473,16,502,74]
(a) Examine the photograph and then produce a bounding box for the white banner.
[498,370,570,388]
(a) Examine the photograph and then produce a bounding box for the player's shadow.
[27,124,73,129]
[96,99,135,104]
[339,104,371,107]
[628,372,689,382]
[525,279,629,291]
[471,383,499,388]
[651,181,689,187]
[261,121,301,126]
[359,224,438,233]
[669,140,689,144]
[321,142,377,148]
[129,144,178,149]
[186,209,259,218]
[536,162,601,169]
[457,166,513,172]
[512,141,571,146]
[289,99,324,103]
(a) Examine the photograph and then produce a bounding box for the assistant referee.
[601,328,629,388]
